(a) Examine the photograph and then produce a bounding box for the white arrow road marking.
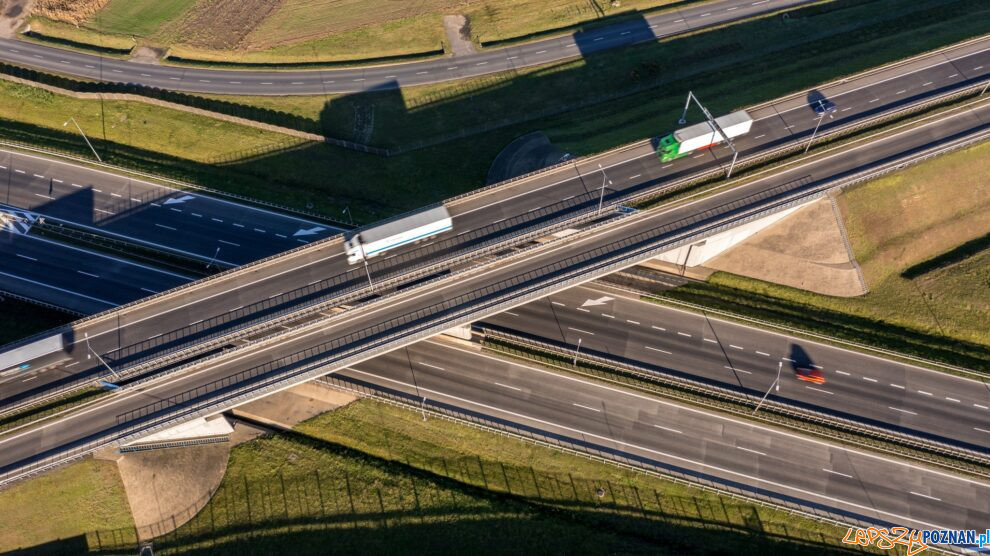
[293,226,327,237]
[163,195,195,205]
[581,295,614,308]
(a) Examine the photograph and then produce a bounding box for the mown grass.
[650,140,990,371]
[108,398,870,555]
[0,458,133,553]
[89,0,197,38]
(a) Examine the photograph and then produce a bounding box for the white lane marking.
[155,224,176,231]
[601,314,615,319]
[651,325,666,331]
[975,404,989,410]
[918,390,933,396]
[211,218,223,222]
[567,327,594,335]
[15,254,37,261]
[110,192,122,198]
[169,208,182,213]
[77,270,99,278]
[674,18,684,22]
[895,89,906,94]
[677,332,691,337]
[645,346,672,355]
[447,66,458,70]
[112,69,122,73]
[576,308,590,312]
[495,382,521,391]
[324,80,335,84]
[868,98,879,103]
[419,362,444,371]
[71,183,83,188]
[922,81,933,86]
[416,71,428,75]
[593,37,604,41]
[253,228,266,233]
[626,320,640,325]
[662,164,673,169]
[756,351,769,356]
[551,301,565,306]
[504,311,519,316]
[506,56,518,60]
[754,134,766,139]
[261,81,273,84]
[476,61,488,66]
[889,406,917,416]
[140,288,157,294]
[620,31,630,36]
[94,209,114,215]
[890,384,905,389]
[218,240,240,247]
[700,12,711,17]
[910,491,941,502]
[535,50,547,54]
[822,468,853,478]
[21,376,38,382]
[809,364,823,370]
[352,78,364,82]
[291,81,304,85]
[34,193,53,200]
[199,79,210,83]
[862,377,878,383]
[948,73,959,78]
[169,77,180,80]
[975,428,990,434]
[834,370,850,376]
[807,386,833,395]
[975,66,984,70]
[728,344,743,350]
[782,358,795,363]
[724,366,752,375]
[737,446,766,456]
[65,361,79,367]
[629,174,642,180]
[232,223,245,228]
[703,338,718,344]
[275,234,287,238]
[13,169,24,174]
[93,189,103,193]
[727,6,738,10]
[573,403,601,412]
[32,173,44,178]
[945,397,960,403]
[229,81,241,84]
[52,178,62,183]
[191,213,202,217]
[653,425,682,434]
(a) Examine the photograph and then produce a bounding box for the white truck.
[345,205,453,264]
[658,110,754,162]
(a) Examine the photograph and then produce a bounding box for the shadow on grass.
[68,424,864,556]
[900,232,990,279]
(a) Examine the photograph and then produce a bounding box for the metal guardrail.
[479,327,990,469]
[313,376,967,555]
[5,110,990,489]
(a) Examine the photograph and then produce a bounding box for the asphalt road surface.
[1,148,342,265]
[3,96,990,488]
[0,0,814,95]
[0,232,191,313]
[4,36,990,414]
[482,286,990,449]
[339,341,990,534]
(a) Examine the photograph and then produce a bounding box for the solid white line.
[494,382,521,391]
[0,270,116,307]
[567,327,594,335]
[910,491,941,502]
[889,406,917,416]
[653,425,682,434]
[644,346,671,355]
[736,446,766,456]
[573,403,600,412]
[419,362,444,371]
[822,468,854,478]
[19,235,191,280]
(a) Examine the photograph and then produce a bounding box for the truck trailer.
[657,110,753,162]
[345,205,453,264]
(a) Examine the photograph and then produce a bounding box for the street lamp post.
[981,79,990,96]
[85,332,119,380]
[63,117,102,162]
[679,91,740,178]
[805,102,828,154]
[206,246,221,270]
[358,238,374,289]
[596,164,613,216]
[753,361,783,414]
[572,337,583,366]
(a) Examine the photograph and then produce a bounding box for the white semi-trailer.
[345,205,453,264]
[658,110,753,162]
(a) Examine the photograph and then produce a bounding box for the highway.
[338,341,990,533]
[0,0,814,95]
[0,232,191,313]
[3,92,990,488]
[4,35,990,416]
[482,286,990,449]
[1,147,342,265]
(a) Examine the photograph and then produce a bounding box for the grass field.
[113,398,866,555]
[0,458,133,553]
[28,0,688,63]
[654,140,990,370]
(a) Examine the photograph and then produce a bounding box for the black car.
[813,98,838,115]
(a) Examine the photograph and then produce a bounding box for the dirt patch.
[232,381,358,430]
[31,0,107,25]
[443,14,475,56]
[0,0,35,37]
[129,45,163,64]
[115,442,232,540]
[702,198,868,297]
[168,0,283,50]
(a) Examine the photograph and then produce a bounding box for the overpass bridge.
[4,35,990,420]
[3,89,990,488]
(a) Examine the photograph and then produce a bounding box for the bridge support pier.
[442,324,474,340]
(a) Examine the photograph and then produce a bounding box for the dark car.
[795,367,826,384]
[812,99,837,115]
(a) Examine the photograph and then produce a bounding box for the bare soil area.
[443,14,475,56]
[232,382,358,429]
[703,198,868,297]
[169,0,282,50]
[0,0,34,37]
